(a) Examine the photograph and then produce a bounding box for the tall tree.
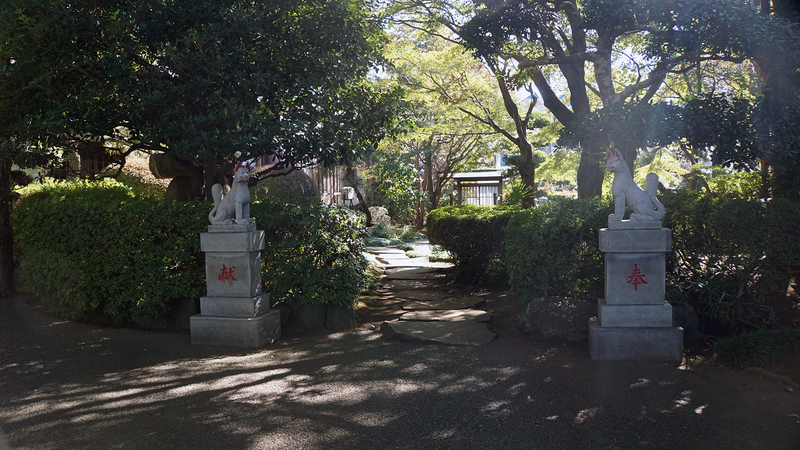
[390,0,781,198]
[0,0,405,295]
[384,15,553,204]
[384,29,506,217]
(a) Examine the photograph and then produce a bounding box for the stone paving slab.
[400,309,491,323]
[366,247,406,254]
[380,320,496,346]
[382,279,444,291]
[379,258,441,268]
[390,290,459,302]
[383,267,449,280]
[402,297,485,310]
[375,253,412,262]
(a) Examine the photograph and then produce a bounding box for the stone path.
[366,243,497,346]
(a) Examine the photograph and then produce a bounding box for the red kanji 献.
[218,264,237,281]
[626,264,647,291]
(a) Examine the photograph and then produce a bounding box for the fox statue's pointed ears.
[235,161,252,171]
[606,150,623,161]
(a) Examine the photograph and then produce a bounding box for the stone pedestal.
[589,221,682,361]
[190,222,280,347]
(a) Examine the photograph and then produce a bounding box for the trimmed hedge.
[662,191,800,330]
[14,180,369,325]
[429,192,800,332]
[427,205,519,283]
[505,197,611,302]
[14,180,206,323]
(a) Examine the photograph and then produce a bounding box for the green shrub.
[253,201,368,308]
[16,180,371,324]
[115,171,169,199]
[250,169,320,205]
[368,223,393,238]
[19,249,91,321]
[662,191,800,331]
[713,328,800,368]
[398,226,419,242]
[14,180,207,324]
[427,205,519,284]
[505,197,611,301]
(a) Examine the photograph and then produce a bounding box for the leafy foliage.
[662,191,800,330]
[430,190,799,332]
[253,202,369,308]
[15,181,370,322]
[14,181,207,323]
[713,327,800,368]
[505,197,611,301]
[560,95,759,171]
[369,148,425,224]
[0,0,405,180]
[427,205,519,283]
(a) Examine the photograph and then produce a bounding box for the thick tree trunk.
[344,165,372,227]
[576,141,605,199]
[0,159,15,297]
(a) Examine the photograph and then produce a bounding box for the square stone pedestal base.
[191,309,281,348]
[589,319,683,361]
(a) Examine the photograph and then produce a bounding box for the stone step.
[383,267,448,281]
[400,309,490,323]
[380,320,496,346]
[381,279,445,291]
[379,258,442,268]
[402,297,485,310]
[366,247,406,254]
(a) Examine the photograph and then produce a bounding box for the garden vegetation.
[14,181,369,326]
[428,193,800,365]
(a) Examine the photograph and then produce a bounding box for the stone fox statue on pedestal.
[208,162,253,225]
[605,149,665,222]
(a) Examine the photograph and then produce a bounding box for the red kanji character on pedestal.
[627,264,647,291]
[218,264,237,281]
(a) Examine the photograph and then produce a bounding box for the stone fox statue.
[208,162,252,225]
[605,149,665,222]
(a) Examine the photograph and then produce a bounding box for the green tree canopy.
[1,0,405,193]
[390,0,797,198]
[0,0,407,295]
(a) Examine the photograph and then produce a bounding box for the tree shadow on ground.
[1,297,798,450]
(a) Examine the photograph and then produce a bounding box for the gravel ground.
[1,296,799,450]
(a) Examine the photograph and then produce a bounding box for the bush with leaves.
[505,197,611,302]
[661,191,799,331]
[253,201,369,308]
[427,205,519,283]
[15,180,370,324]
[713,327,800,368]
[14,180,207,323]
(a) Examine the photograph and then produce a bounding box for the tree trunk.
[0,159,15,297]
[518,139,537,207]
[760,157,771,199]
[425,150,438,212]
[202,155,227,201]
[344,165,372,227]
[576,140,605,199]
[495,75,537,206]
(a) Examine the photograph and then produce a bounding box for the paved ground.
[1,244,799,449]
[368,244,496,346]
[2,296,800,449]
